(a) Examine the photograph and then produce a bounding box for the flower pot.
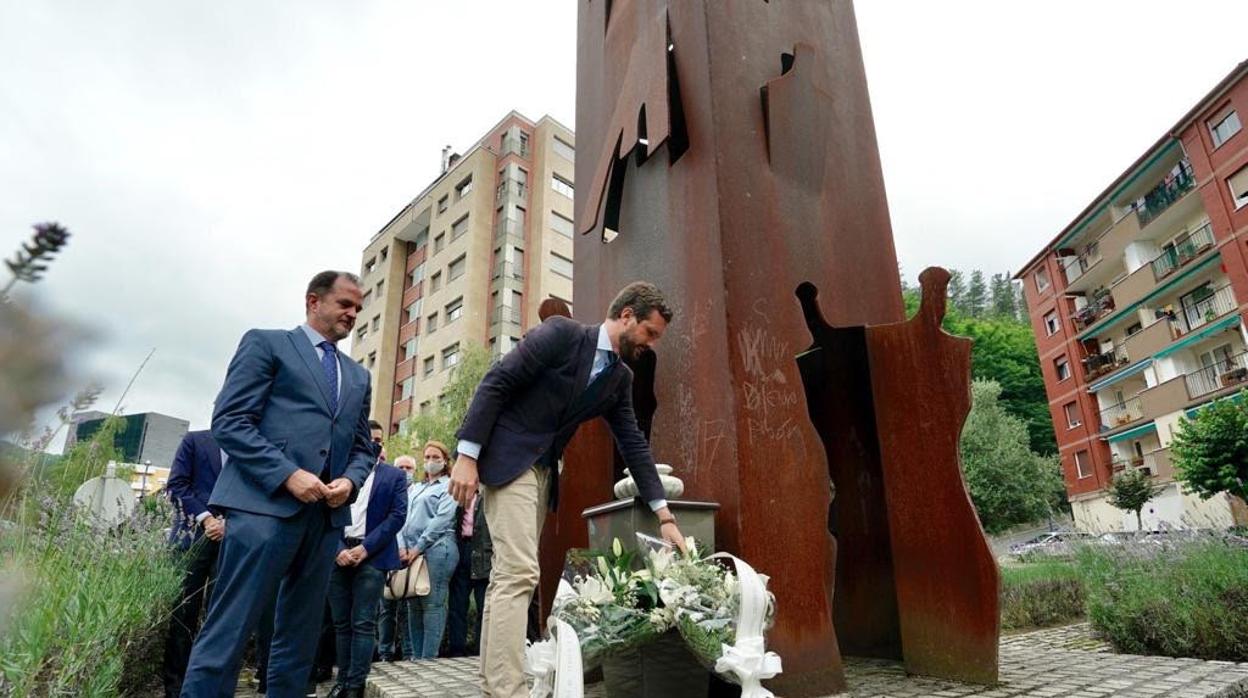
[601,630,709,698]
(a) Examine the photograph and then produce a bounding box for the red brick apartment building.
[1017,61,1248,532]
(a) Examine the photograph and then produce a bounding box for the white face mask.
[425,460,445,476]
[403,470,415,483]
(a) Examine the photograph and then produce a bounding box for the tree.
[1106,468,1163,531]
[989,272,1016,319]
[946,270,966,316]
[965,270,988,318]
[1170,394,1248,504]
[386,344,491,472]
[959,379,1066,533]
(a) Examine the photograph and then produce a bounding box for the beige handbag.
[384,556,430,600]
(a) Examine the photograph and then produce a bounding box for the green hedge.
[1077,540,1248,661]
[1000,561,1084,631]
[0,499,184,697]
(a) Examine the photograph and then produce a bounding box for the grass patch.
[1000,561,1084,631]
[1077,539,1248,661]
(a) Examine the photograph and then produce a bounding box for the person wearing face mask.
[376,456,418,662]
[398,441,459,659]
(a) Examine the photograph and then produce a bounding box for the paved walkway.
[363,624,1248,698]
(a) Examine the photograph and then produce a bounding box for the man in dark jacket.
[446,493,491,656]
[161,430,224,698]
[449,281,686,698]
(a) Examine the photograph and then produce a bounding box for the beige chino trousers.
[479,464,550,698]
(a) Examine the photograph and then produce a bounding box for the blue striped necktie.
[319,341,339,414]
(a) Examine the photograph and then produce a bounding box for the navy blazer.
[456,316,664,506]
[209,327,375,528]
[340,462,408,571]
[166,430,223,550]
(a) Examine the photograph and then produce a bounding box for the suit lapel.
[288,328,335,414]
[337,361,360,418]
[565,324,598,415]
[205,436,223,475]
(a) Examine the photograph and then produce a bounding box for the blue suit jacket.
[340,462,408,571]
[166,430,223,550]
[209,327,375,528]
[456,316,664,507]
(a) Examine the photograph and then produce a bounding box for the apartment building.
[1018,61,1248,532]
[351,112,576,435]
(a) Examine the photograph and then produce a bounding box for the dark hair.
[368,420,383,432]
[306,270,361,299]
[608,281,673,323]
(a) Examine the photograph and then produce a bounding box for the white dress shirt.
[344,470,376,539]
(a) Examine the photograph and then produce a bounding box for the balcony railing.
[501,136,530,159]
[492,260,525,281]
[494,217,524,241]
[1184,351,1248,400]
[1100,396,1144,431]
[495,180,528,202]
[1174,284,1237,334]
[1149,222,1216,281]
[1062,242,1103,285]
[490,306,522,327]
[1082,345,1130,380]
[1137,160,1195,228]
[1112,450,1166,478]
[1072,290,1116,331]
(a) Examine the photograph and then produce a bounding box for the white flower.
[648,548,673,576]
[612,537,624,557]
[576,576,615,605]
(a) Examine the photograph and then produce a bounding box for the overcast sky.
[2,1,1246,444]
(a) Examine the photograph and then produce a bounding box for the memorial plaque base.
[582,499,719,554]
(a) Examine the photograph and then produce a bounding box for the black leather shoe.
[313,665,335,683]
[326,685,344,698]
[342,688,364,698]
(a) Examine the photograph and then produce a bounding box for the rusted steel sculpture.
[537,0,999,693]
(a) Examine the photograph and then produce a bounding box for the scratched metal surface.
[866,269,1001,685]
[542,2,907,695]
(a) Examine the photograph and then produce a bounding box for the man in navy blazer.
[327,458,407,697]
[180,271,376,698]
[161,430,224,698]
[449,281,687,698]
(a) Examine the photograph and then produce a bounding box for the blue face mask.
[403,470,415,484]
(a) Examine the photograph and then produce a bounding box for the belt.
[343,536,364,547]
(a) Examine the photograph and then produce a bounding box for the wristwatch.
[658,517,677,527]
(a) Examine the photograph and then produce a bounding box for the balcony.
[496,180,528,202]
[1137,160,1195,228]
[490,305,522,327]
[1149,222,1216,281]
[1099,396,1144,431]
[1062,242,1104,286]
[1072,289,1116,331]
[492,260,525,282]
[1184,351,1248,400]
[1082,345,1130,381]
[1110,449,1173,480]
[501,136,530,159]
[1172,284,1237,335]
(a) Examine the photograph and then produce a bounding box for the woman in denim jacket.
[398,440,460,659]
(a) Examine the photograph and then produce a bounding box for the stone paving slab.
[365,625,1248,698]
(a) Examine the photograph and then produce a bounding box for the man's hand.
[284,469,330,504]
[659,520,687,555]
[348,544,368,565]
[335,549,357,567]
[325,477,354,508]
[202,515,225,542]
[449,456,479,508]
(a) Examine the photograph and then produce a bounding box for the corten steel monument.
[536,0,999,693]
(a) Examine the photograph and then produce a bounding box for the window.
[455,175,473,200]
[442,343,461,370]
[364,256,377,275]
[423,357,435,377]
[380,247,388,261]
[1126,322,1143,337]
[371,315,380,332]
[1064,402,1081,429]
[362,290,372,308]
[1074,450,1092,479]
[1034,267,1051,293]
[400,377,415,400]
[1055,356,1071,381]
[410,263,425,287]
[406,298,422,324]
[434,233,446,254]
[550,252,574,279]
[404,337,418,361]
[1209,108,1242,148]
[437,195,448,214]
[413,227,429,249]
[356,326,367,342]
[451,214,470,240]
[431,271,442,292]
[448,254,466,281]
[445,297,463,324]
[426,313,438,333]
[1228,165,1248,209]
[553,137,575,162]
[420,400,432,414]
[1043,311,1059,336]
[367,351,377,369]
[376,279,384,297]
[551,211,575,239]
[552,174,574,198]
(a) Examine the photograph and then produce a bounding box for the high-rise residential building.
[65,411,191,468]
[352,112,576,435]
[1017,61,1248,532]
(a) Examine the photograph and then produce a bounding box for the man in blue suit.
[180,270,376,698]
[327,457,407,698]
[162,429,224,698]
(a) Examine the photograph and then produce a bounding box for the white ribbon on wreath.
[709,553,783,698]
[526,580,585,698]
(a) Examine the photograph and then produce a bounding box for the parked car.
[1009,531,1095,560]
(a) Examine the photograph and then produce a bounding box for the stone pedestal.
[583,499,719,555]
